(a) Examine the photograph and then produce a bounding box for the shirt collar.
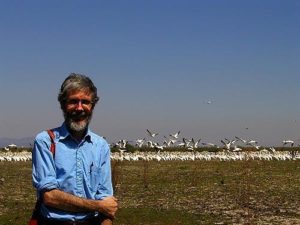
[59,122,93,143]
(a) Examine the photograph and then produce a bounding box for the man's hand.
[101,218,113,225]
[97,196,118,219]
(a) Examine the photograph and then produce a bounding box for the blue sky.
[0,0,299,146]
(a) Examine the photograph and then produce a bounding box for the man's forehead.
[67,89,92,98]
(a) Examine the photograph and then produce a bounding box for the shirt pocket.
[89,165,101,192]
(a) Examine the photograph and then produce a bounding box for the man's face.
[63,90,94,133]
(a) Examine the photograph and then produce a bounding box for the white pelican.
[235,136,247,144]
[135,138,145,148]
[202,142,219,148]
[232,146,242,152]
[191,138,201,148]
[146,129,159,137]
[169,131,180,139]
[282,140,294,147]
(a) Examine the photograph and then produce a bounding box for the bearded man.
[32,73,118,225]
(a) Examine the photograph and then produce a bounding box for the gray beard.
[68,119,89,132]
[64,111,93,133]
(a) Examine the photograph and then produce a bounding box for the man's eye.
[67,99,92,106]
[69,99,78,105]
[81,100,91,105]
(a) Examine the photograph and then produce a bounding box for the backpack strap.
[47,129,56,157]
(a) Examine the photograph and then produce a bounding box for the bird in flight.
[221,139,236,150]
[232,145,242,152]
[204,99,213,104]
[202,142,219,148]
[282,140,294,147]
[191,138,201,148]
[169,131,180,139]
[235,136,247,144]
[146,129,159,137]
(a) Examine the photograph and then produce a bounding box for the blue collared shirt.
[32,123,113,221]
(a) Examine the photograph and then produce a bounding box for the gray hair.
[58,73,99,109]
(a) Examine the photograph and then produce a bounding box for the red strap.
[28,200,41,225]
[47,129,56,156]
[28,218,38,225]
[28,130,56,225]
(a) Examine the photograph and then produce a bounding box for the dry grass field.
[0,159,299,225]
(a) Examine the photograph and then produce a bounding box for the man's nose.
[75,101,84,110]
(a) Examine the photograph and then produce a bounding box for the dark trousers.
[40,215,107,225]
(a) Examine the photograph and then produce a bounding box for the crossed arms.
[43,189,118,219]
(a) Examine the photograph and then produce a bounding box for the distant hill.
[0,137,34,148]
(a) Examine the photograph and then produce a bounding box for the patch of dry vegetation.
[0,160,299,225]
[112,160,300,224]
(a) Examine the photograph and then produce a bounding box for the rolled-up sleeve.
[32,132,59,194]
[95,142,113,200]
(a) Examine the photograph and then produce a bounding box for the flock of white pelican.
[111,150,300,161]
[0,149,299,162]
[0,151,32,162]
[113,129,298,150]
[0,129,299,162]
[109,129,299,161]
